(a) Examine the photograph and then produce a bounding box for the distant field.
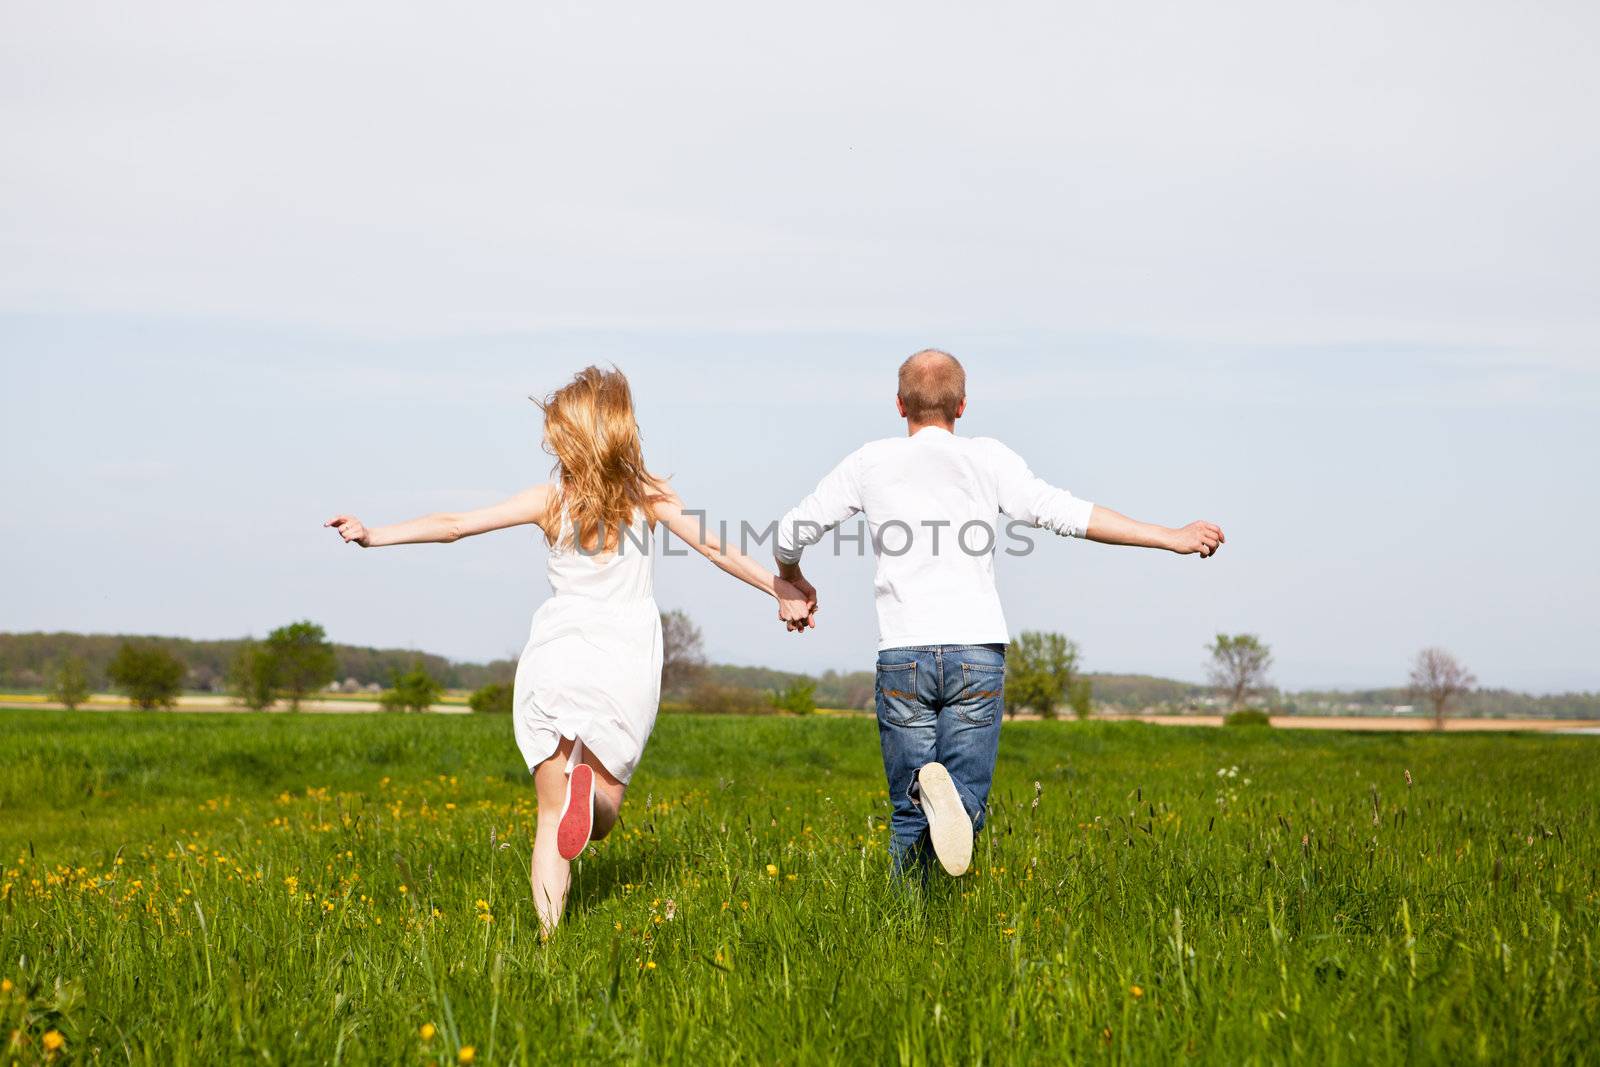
[1,710,1596,1064]
[5,694,1598,735]
[1122,712,1600,734]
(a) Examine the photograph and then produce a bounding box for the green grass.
[1,709,1597,1065]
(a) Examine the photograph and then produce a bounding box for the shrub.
[107,642,185,710]
[1223,708,1273,728]
[773,680,816,716]
[469,682,513,714]
[229,641,278,711]
[1068,676,1094,720]
[49,655,92,710]
[381,662,442,713]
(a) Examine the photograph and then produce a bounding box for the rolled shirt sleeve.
[775,449,865,565]
[987,440,1095,539]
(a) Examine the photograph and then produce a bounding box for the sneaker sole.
[919,762,973,876]
[557,763,594,861]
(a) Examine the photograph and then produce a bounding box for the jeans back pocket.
[955,662,1005,725]
[876,661,920,726]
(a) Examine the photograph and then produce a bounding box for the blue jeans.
[875,643,1006,875]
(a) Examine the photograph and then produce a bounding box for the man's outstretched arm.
[989,440,1223,557]
[1085,507,1224,557]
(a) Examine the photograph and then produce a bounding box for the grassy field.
[1,710,1596,1065]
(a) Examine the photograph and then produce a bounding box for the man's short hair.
[898,349,966,423]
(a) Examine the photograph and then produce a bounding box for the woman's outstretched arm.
[325,484,557,547]
[651,484,818,632]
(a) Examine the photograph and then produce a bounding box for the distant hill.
[700,665,875,709]
[697,668,1210,713]
[1083,672,1208,710]
[1285,686,1600,719]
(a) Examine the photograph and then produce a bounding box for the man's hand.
[325,515,372,547]
[775,574,819,632]
[1169,521,1225,558]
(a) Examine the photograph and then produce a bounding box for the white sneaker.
[917,762,973,876]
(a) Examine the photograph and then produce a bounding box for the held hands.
[325,515,372,547]
[774,574,819,633]
[1170,521,1225,558]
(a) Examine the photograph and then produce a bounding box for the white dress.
[512,511,662,783]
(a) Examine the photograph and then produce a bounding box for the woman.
[326,366,815,931]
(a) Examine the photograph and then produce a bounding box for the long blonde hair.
[535,366,662,551]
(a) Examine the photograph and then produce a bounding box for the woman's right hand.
[325,515,372,547]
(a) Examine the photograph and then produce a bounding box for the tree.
[107,642,186,710]
[228,641,277,711]
[49,655,91,710]
[1206,634,1272,711]
[661,609,708,695]
[266,621,338,711]
[469,681,513,714]
[382,661,442,713]
[773,679,816,716]
[1005,631,1080,719]
[1409,647,1476,730]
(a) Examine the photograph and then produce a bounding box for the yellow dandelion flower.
[458,1045,476,1064]
[0,978,11,993]
[645,961,657,970]
[43,1030,66,1051]
[1130,985,1144,999]
[765,864,778,876]
[420,1023,436,1041]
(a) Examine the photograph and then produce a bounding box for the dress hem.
[519,721,633,784]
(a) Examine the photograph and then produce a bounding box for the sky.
[3,1,1597,691]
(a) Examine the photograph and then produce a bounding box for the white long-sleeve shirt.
[775,426,1095,650]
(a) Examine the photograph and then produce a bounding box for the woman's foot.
[557,763,595,860]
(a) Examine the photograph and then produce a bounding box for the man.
[775,350,1223,877]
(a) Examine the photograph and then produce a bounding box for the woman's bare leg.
[582,747,627,840]
[530,741,576,934]
[530,739,630,933]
